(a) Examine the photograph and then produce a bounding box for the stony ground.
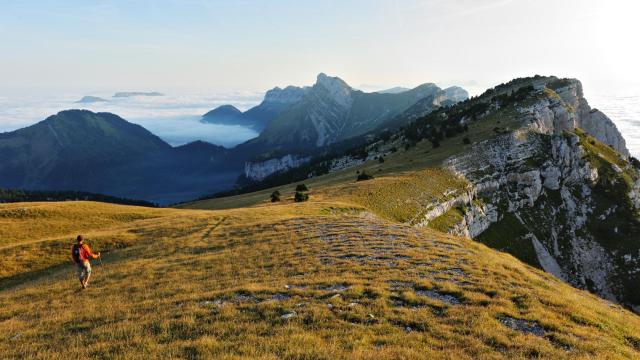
[1,201,639,359]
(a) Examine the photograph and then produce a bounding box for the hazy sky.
[1,0,639,95]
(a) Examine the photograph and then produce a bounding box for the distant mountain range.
[0,74,467,203]
[76,96,108,103]
[113,91,164,98]
[376,86,411,94]
[201,85,308,131]
[208,73,468,157]
[75,92,165,103]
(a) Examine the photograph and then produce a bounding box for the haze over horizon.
[1,0,639,96]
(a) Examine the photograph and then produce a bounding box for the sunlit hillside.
[1,196,639,358]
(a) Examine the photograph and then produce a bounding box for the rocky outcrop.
[244,154,311,181]
[630,179,640,209]
[444,86,470,103]
[523,81,628,156]
[420,79,639,311]
[263,86,308,105]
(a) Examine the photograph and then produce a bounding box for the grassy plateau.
[2,86,640,358]
[1,179,640,359]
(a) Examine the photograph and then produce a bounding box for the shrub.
[463,137,471,145]
[270,190,281,202]
[378,156,385,163]
[294,191,309,202]
[431,139,441,149]
[295,184,308,192]
[357,171,374,182]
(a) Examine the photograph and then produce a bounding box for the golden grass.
[1,201,639,359]
[2,109,639,358]
[0,201,167,247]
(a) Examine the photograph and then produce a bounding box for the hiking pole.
[98,254,106,277]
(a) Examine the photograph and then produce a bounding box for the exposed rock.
[245,154,312,181]
[319,284,351,292]
[630,179,640,209]
[264,86,308,105]
[421,79,639,311]
[416,289,461,305]
[500,316,545,337]
[444,86,470,103]
[280,312,296,319]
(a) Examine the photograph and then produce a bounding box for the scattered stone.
[271,293,291,301]
[348,302,358,307]
[284,284,307,290]
[320,284,351,292]
[10,333,22,341]
[235,294,257,303]
[281,312,296,320]
[445,268,468,277]
[330,294,342,299]
[500,316,545,337]
[416,290,461,305]
[405,326,413,333]
[327,304,334,309]
[368,314,375,319]
[199,299,228,308]
[387,281,414,291]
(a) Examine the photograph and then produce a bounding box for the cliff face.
[420,79,640,312]
[244,154,312,182]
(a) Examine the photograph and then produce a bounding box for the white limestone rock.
[245,154,311,181]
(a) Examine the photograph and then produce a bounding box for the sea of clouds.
[587,91,640,158]
[0,89,638,156]
[0,91,264,148]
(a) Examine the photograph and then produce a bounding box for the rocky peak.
[410,83,440,98]
[313,73,353,108]
[263,85,307,105]
[521,78,629,157]
[444,86,470,103]
[203,104,242,118]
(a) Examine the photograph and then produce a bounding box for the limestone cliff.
[244,154,312,182]
[421,79,640,312]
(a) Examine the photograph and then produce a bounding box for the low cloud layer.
[587,91,640,158]
[0,91,263,148]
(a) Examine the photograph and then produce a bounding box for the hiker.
[71,235,100,289]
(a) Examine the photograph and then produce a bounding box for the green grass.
[427,206,465,233]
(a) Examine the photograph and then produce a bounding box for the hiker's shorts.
[76,262,91,280]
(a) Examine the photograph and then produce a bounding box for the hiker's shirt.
[71,244,97,264]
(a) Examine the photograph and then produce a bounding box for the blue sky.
[1,0,639,95]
